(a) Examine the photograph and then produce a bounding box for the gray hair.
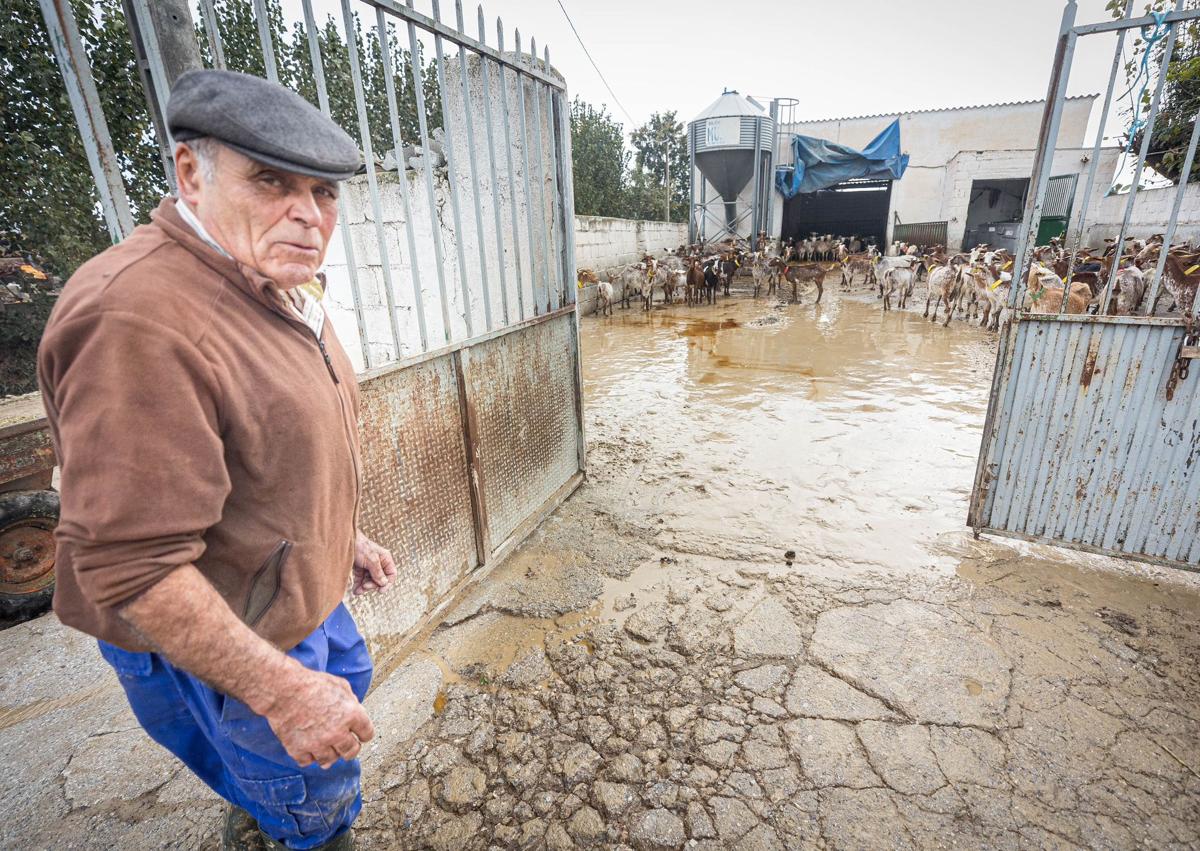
[184,137,222,182]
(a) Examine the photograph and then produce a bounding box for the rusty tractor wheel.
[0,490,58,623]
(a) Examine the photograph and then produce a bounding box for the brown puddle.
[581,294,999,576]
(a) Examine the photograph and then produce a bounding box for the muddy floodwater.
[3,288,1199,850]
[580,295,998,577]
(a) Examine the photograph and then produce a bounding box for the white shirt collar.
[175,198,231,259]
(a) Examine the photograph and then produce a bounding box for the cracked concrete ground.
[2,291,1199,849]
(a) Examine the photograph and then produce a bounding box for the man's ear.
[175,142,203,206]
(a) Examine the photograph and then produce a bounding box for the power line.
[554,0,636,127]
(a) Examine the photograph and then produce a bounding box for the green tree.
[1,0,165,278]
[629,111,688,221]
[1109,0,1200,182]
[569,98,628,217]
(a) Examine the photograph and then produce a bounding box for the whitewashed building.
[767,95,1110,251]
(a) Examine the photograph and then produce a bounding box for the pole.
[122,0,203,191]
[664,135,670,222]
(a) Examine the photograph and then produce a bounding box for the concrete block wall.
[1084,180,1200,246]
[574,215,688,278]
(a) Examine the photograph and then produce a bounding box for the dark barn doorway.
[781,179,892,248]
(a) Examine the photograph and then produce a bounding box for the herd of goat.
[582,231,1200,329]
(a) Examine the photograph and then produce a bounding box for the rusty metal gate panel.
[971,316,1200,568]
[350,354,479,648]
[464,310,583,549]
[970,2,1200,571]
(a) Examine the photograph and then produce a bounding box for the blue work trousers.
[98,603,372,850]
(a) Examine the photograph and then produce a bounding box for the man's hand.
[352,531,396,596]
[263,663,375,769]
[118,565,376,772]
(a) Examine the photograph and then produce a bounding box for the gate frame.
[969,0,1200,571]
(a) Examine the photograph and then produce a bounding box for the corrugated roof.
[786,94,1098,126]
[692,90,767,122]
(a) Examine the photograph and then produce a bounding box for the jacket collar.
[149,197,327,318]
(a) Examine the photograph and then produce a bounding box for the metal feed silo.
[688,91,774,245]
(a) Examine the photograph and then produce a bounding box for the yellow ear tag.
[1002,260,1013,270]
[990,278,1003,290]
[1185,264,1200,276]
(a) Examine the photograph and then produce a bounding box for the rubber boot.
[222,805,265,851]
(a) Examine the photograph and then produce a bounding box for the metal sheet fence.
[892,220,948,249]
[349,310,584,659]
[971,0,1200,571]
[971,316,1200,568]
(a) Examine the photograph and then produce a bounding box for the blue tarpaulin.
[774,119,909,199]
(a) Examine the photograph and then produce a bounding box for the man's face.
[175,142,340,288]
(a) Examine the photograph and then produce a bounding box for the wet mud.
[5,288,1200,849]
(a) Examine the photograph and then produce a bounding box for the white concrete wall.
[1084,180,1200,246]
[574,215,688,277]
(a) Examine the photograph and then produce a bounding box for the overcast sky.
[286,0,1128,142]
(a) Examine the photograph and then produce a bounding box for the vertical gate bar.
[1101,0,1186,315]
[528,37,553,313]
[1064,2,1131,295]
[303,0,370,367]
[477,6,512,326]
[375,8,429,351]
[689,126,696,244]
[544,45,564,311]
[514,30,541,315]
[429,0,475,338]
[751,116,762,247]
[38,0,135,242]
[1145,108,1200,315]
[453,348,492,566]
[1007,4,1078,310]
[453,0,494,331]
[125,0,176,191]
[252,0,279,82]
[343,0,404,361]
[554,87,579,307]
[197,0,226,69]
[404,4,454,343]
[552,86,586,473]
[973,0,1077,531]
[496,18,526,321]
[532,38,554,312]
[126,0,171,125]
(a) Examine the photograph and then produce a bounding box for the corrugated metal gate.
[38,0,586,652]
[969,1,1200,571]
[893,219,949,249]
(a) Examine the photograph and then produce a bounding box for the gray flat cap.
[167,69,361,181]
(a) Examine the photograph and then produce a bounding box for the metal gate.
[1035,173,1078,243]
[970,1,1200,570]
[37,0,586,653]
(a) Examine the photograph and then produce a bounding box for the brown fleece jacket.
[38,197,361,652]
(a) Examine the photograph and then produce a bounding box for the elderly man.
[38,70,395,850]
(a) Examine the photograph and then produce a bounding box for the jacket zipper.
[275,302,362,526]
